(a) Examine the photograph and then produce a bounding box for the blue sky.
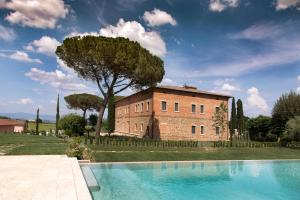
[0,0,300,117]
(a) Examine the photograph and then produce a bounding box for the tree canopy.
[272,91,300,136]
[283,116,300,142]
[230,97,237,140]
[237,99,244,137]
[58,114,85,136]
[64,93,103,118]
[56,36,165,137]
[212,102,228,138]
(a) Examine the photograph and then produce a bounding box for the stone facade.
[115,86,230,141]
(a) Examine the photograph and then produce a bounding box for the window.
[200,105,205,114]
[216,106,220,113]
[191,104,196,113]
[146,102,150,111]
[192,126,196,134]
[135,123,138,131]
[140,123,144,132]
[141,103,144,112]
[216,127,220,135]
[135,104,137,112]
[161,101,167,111]
[137,104,140,112]
[174,102,179,112]
[200,126,204,135]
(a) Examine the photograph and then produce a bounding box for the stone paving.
[0,155,92,200]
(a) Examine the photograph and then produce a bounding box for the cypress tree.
[237,99,244,139]
[36,108,39,135]
[55,94,60,135]
[230,97,237,141]
[107,90,115,136]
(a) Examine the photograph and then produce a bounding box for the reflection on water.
[272,161,300,191]
[87,160,300,200]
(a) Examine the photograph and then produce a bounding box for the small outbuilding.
[0,119,27,133]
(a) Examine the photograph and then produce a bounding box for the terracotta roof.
[115,85,231,103]
[156,85,232,98]
[0,119,26,126]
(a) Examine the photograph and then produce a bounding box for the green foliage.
[55,94,60,135]
[88,114,98,127]
[56,36,165,136]
[58,114,86,136]
[65,137,95,161]
[230,97,237,140]
[283,116,300,142]
[64,93,103,118]
[248,115,276,141]
[107,91,115,135]
[36,108,39,134]
[212,102,228,137]
[0,116,10,119]
[56,36,165,90]
[272,91,300,137]
[237,99,244,136]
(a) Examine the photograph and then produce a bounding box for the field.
[0,133,300,162]
[27,122,56,132]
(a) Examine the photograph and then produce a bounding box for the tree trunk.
[83,109,87,119]
[95,96,109,138]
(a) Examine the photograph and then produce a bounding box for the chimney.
[183,84,197,90]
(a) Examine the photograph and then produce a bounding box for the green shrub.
[58,114,85,136]
[266,132,277,142]
[283,116,300,142]
[66,137,95,161]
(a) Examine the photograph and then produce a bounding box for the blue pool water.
[84,160,300,200]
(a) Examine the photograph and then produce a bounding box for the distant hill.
[0,112,55,122]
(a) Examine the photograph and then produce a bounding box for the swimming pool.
[82,160,300,200]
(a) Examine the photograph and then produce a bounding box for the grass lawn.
[0,133,67,155]
[91,146,300,162]
[27,122,56,132]
[1,133,299,162]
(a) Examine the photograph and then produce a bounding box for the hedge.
[84,136,280,149]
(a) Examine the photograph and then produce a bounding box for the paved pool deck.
[0,155,92,200]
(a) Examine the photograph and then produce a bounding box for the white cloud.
[11,98,33,105]
[0,25,16,41]
[66,31,99,38]
[229,22,283,40]
[99,18,166,57]
[143,8,177,27]
[275,0,300,11]
[0,51,42,64]
[66,19,167,57]
[247,87,268,112]
[209,0,239,12]
[25,67,89,92]
[211,79,239,95]
[0,0,69,29]
[297,87,300,92]
[198,48,300,77]
[221,83,238,91]
[213,78,234,86]
[191,22,300,77]
[56,57,75,75]
[26,36,61,56]
[297,75,300,81]
[161,78,176,85]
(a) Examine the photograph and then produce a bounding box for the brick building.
[0,119,27,133]
[114,85,231,141]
